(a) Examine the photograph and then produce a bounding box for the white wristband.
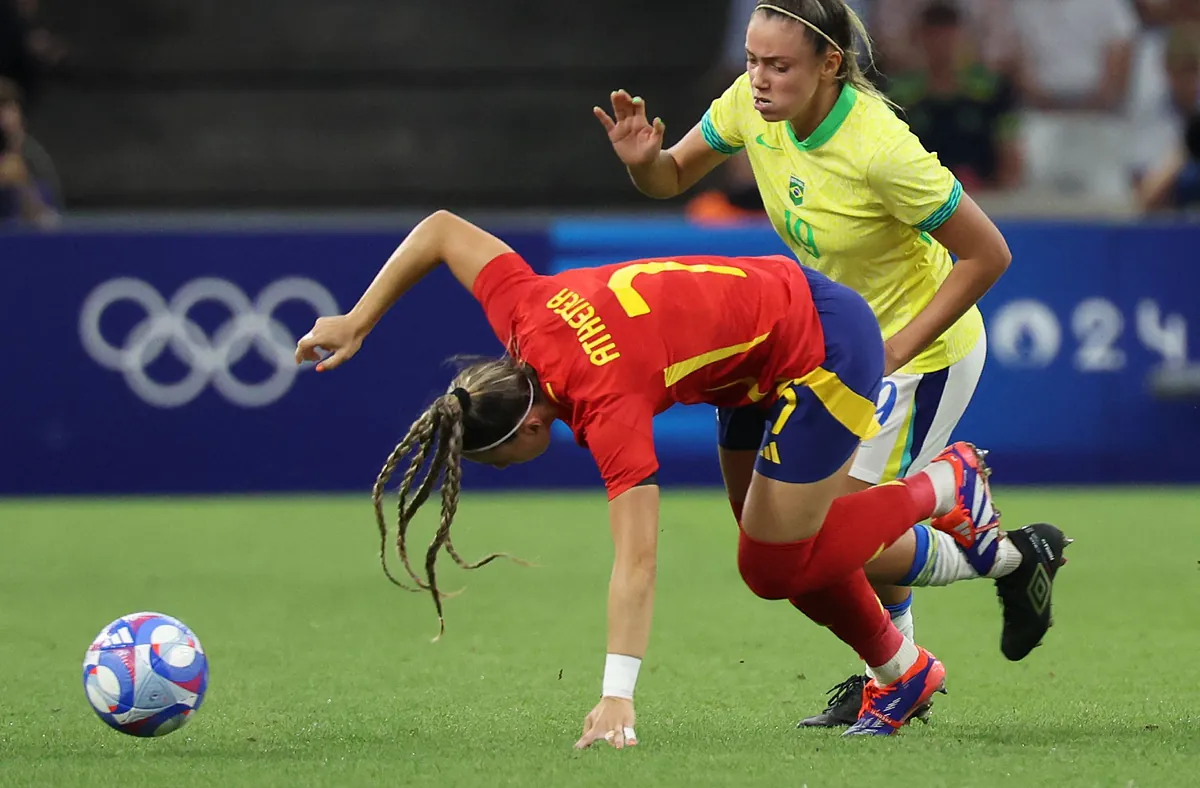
[602,653,642,700]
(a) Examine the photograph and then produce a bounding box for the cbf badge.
[789,175,805,206]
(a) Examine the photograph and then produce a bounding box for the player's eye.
[773,64,789,73]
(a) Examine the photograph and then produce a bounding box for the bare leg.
[727,449,919,601]
[718,447,755,517]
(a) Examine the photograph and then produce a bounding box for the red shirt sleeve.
[471,252,540,349]
[574,395,659,500]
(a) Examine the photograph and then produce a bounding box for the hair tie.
[450,387,471,412]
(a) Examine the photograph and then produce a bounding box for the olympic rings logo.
[79,277,338,408]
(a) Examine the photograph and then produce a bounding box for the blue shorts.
[717,267,884,484]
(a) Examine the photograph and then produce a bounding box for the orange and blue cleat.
[844,647,947,736]
[929,441,1002,575]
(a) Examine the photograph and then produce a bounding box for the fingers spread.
[573,710,636,751]
[593,106,616,131]
[573,729,599,749]
[611,90,634,121]
[631,96,647,122]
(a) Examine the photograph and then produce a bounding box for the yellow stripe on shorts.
[882,399,917,481]
[788,367,882,441]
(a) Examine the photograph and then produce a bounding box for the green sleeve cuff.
[700,110,742,155]
[915,179,963,233]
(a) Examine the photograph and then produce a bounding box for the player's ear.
[824,50,843,80]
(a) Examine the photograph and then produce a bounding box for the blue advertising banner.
[2,218,1199,495]
[0,227,607,496]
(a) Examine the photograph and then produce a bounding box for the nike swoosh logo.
[755,134,782,150]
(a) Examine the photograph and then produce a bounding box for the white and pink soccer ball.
[82,612,209,737]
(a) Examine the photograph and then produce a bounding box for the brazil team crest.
[788,175,805,206]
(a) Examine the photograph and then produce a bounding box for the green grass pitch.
[2,488,1199,787]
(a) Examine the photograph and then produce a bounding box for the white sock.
[915,530,1024,584]
[864,606,914,682]
[926,530,981,585]
[923,460,958,518]
[890,607,915,640]
[987,537,1024,579]
[868,637,919,686]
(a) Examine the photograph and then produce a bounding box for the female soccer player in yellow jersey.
[595,0,1050,727]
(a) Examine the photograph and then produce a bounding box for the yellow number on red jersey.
[605,261,747,318]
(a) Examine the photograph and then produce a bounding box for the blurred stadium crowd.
[694,0,1200,222]
[0,0,61,228]
[3,0,1200,228]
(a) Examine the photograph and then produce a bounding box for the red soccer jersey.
[472,252,827,499]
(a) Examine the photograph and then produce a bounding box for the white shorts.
[850,332,987,485]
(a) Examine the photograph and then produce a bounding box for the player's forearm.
[605,553,657,661]
[348,211,453,333]
[889,256,1008,366]
[601,486,659,698]
[888,197,1011,368]
[627,151,683,200]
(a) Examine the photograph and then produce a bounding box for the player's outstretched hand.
[295,314,365,372]
[594,90,666,169]
[574,696,638,750]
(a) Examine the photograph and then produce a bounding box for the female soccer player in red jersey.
[594,0,1068,726]
[295,210,1047,747]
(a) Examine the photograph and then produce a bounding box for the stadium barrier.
[3,218,1198,495]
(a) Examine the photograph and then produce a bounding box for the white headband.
[457,378,537,454]
[755,3,846,56]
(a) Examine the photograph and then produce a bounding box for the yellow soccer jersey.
[700,73,983,374]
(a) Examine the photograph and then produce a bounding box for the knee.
[737,530,804,600]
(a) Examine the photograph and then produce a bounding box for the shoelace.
[859,680,907,728]
[822,674,867,711]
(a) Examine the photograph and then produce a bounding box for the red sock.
[737,477,934,598]
[898,473,937,518]
[800,477,936,591]
[790,570,904,667]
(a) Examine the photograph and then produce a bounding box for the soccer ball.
[82,611,209,737]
